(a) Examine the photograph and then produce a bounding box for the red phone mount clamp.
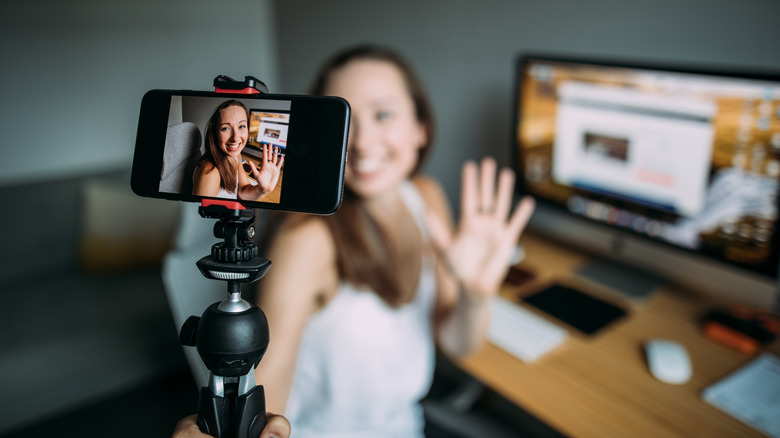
[199,199,247,218]
[213,75,268,95]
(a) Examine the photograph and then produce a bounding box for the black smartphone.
[131,89,350,214]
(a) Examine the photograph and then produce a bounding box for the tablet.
[523,284,627,335]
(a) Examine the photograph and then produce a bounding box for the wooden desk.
[457,233,780,438]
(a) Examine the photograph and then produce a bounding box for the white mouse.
[644,339,692,384]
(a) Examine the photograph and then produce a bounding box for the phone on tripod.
[131,89,350,214]
[130,83,350,437]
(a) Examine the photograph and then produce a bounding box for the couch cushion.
[80,179,179,272]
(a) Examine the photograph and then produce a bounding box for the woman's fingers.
[262,143,270,164]
[172,414,200,437]
[494,167,515,221]
[260,145,284,170]
[260,413,292,438]
[460,160,478,222]
[462,158,515,221]
[172,413,291,438]
[508,195,536,237]
[250,161,263,179]
[478,157,497,215]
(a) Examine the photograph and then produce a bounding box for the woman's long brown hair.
[195,100,249,192]
[262,45,435,307]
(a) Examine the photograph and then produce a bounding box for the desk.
[457,233,780,438]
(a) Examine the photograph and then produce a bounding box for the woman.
[192,100,284,201]
[254,45,535,437]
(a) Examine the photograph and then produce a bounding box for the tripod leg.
[235,385,266,438]
[197,386,228,437]
[197,384,266,438]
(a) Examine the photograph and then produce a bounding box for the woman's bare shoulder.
[193,160,217,178]
[265,215,336,273]
[192,160,221,196]
[275,214,332,240]
[259,214,338,309]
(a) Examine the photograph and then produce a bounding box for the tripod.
[179,200,271,437]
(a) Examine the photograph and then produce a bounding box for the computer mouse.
[644,339,692,384]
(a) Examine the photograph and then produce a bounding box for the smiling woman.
[252,45,536,438]
[192,100,285,201]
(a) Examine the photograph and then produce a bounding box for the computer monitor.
[513,54,780,308]
[245,109,290,159]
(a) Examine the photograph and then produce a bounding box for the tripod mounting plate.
[196,255,271,283]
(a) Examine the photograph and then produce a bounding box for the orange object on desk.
[703,306,779,354]
[703,321,761,354]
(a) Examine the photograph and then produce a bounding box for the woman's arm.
[420,158,535,357]
[253,216,339,414]
[412,176,468,354]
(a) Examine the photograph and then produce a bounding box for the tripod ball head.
[182,303,270,377]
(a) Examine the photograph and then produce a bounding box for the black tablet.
[523,284,627,335]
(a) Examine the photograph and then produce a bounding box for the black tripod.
[179,201,271,437]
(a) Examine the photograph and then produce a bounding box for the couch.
[0,168,187,435]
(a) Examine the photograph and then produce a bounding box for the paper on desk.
[703,353,780,438]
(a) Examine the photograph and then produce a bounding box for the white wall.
[271,0,780,205]
[0,0,279,186]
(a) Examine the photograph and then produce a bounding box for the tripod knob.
[211,241,258,263]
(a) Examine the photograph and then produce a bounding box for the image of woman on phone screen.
[192,99,284,201]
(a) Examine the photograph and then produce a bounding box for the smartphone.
[131,89,350,214]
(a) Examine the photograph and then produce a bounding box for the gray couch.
[0,168,187,435]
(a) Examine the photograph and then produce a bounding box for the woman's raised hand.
[427,157,535,299]
[247,144,285,200]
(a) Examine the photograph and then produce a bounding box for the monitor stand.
[575,258,666,302]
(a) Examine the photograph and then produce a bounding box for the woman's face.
[218,105,248,158]
[324,59,427,200]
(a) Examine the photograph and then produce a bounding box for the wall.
[272,0,780,205]
[0,0,279,186]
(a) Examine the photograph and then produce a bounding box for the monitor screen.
[514,55,780,282]
[246,109,290,158]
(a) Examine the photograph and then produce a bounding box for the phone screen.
[132,90,349,214]
[163,95,292,205]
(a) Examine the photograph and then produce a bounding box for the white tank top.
[284,181,437,438]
